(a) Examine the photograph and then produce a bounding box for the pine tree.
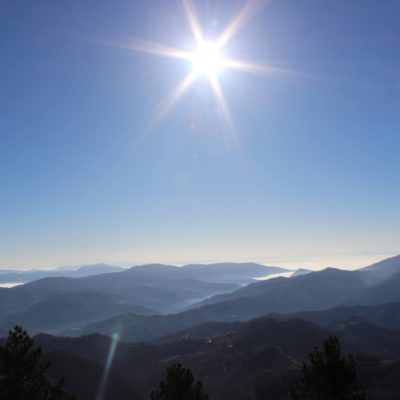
[151,363,209,400]
[0,325,75,400]
[291,336,366,400]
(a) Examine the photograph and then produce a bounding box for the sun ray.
[102,37,191,60]
[217,0,267,50]
[181,0,204,45]
[208,74,238,145]
[152,70,199,127]
[96,333,119,400]
[222,58,297,79]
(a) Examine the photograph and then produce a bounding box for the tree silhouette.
[0,325,75,400]
[291,336,366,400]
[151,363,209,400]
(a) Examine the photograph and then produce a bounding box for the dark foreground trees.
[151,363,209,400]
[0,325,75,400]
[291,336,366,400]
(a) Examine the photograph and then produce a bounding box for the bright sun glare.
[109,0,290,141]
[190,42,224,76]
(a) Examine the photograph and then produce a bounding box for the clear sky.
[1,0,399,270]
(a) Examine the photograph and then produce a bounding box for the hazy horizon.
[1,251,398,272]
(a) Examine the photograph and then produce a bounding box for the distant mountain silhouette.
[358,254,400,283]
[361,254,400,272]
[291,268,313,277]
[0,263,125,284]
[73,264,126,276]
[0,261,287,285]
[180,262,290,283]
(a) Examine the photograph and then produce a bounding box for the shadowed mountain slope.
[188,268,368,310]
[31,317,400,400]
[1,292,158,333]
[45,350,141,400]
[270,301,400,330]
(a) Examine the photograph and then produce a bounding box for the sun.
[189,41,225,77]
[109,0,290,141]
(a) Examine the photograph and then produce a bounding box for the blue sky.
[1,0,399,269]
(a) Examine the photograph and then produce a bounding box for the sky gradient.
[1,0,399,269]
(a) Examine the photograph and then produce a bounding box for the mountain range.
[60,256,400,341]
[0,262,290,333]
[1,255,400,399]
[0,261,288,285]
[1,256,399,338]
